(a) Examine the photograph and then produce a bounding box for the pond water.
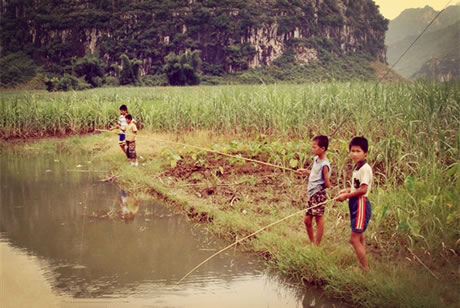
[0,152,344,308]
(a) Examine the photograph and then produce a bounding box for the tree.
[163,50,201,86]
[73,55,105,87]
[0,52,37,87]
[119,54,142,85]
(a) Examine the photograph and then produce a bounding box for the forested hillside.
[1,0,388,89]
[386,4,460,81]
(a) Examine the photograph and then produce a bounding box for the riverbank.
[3,131,458,308]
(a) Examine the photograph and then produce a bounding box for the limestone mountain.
[412,53,460,82]
[385,4,460,81]
[1,0,388,86]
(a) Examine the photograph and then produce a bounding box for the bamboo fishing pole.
[95,129,297,172]
[96,128,331,284]
[176,197,338,285]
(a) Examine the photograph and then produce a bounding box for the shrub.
[73,55,105,87]
[200,75,223,85]
[23,73,47,90]
[141,74,168,86]
[103,76,120,87]
[45,74,91,91]
[119,54,143,86]
[0,52,37,87]
[163,50,201,86]
[202,63,225,76]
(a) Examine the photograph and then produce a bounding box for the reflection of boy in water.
[118,190,139,222]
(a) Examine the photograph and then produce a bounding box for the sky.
[373,0,457,19]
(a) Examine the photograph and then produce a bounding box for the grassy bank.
[1,82,459,306]
[2,129,458,307]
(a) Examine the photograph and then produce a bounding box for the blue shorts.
[119,133,126,145]
[349,196,372,233]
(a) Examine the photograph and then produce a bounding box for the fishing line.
[77,185,90,269]
[176,197,338,285]
[380,0,454,82]
[91,1,456,285]
[95,129,337,284]
[95,129,297,172]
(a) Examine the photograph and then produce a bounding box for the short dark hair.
[313,135,328,150]
[120,104,128,111]
[125,114,133,120]
[349,136,368,152]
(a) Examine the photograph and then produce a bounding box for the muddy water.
[0,153,343,308]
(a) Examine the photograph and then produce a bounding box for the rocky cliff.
[385,4,460,81]
[1,0,388,76]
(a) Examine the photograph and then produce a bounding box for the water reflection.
[90,189,139,222]
[0,152,345,307]
[118,190,138,221]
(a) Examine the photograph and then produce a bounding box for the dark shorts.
[126,141,137,159]
[349,196,372,233]
[119,133,126,145]
[306,190,327,216]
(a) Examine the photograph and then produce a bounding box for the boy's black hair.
[349,136,369,152]
[125,114,133,120]
[313,135,328,150]
[120,104,128,111]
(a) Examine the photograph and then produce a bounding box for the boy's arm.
[336,184,367,202]
[338,188,351,194]
[296,168,310,175]
[322,166,330,188]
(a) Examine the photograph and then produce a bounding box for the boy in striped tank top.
[337,137,373,271]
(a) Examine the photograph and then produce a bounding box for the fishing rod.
[95,129,297,172]
[176,197,338,285]
[96,128,335,284]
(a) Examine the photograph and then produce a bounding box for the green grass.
[1,82,459,307]
[1,82,459,247]
[4,131,458,307]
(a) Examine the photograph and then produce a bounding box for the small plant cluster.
[161,137,312,170]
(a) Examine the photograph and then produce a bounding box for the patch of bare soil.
[164,152,331,209]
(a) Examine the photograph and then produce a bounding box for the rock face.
[412,56,460,82]
[385,5,460,80]
[1,0,388,74]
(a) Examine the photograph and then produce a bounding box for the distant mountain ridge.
[385,4,460,81]
[386,5,460,45]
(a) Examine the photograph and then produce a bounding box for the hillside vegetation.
[0,0,388,88]
[386,4,460,81]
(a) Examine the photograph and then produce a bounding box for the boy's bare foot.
[352,266,368,274]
